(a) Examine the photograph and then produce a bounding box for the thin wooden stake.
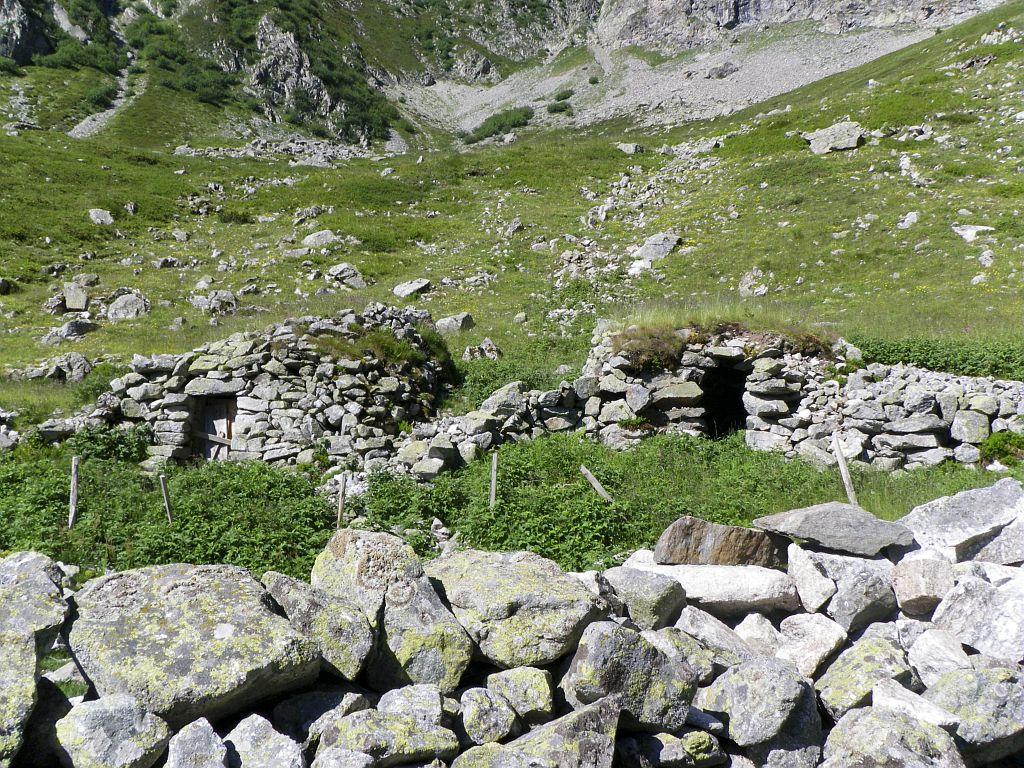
[489,453,498,509]
[68,456,80,529]
[832,433,858,506]
[159,474,173,523]
[336,473,347,529]
[580,464,613,503]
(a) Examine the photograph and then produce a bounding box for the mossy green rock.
[616,730,726,768]
[923,667,1024,764]
[0,552,68,654]
[815,634,915,720]
[68,564,320,728]
[311,530,473,693]
[316,709,459,767]
[562,621,695,733]
[0,632,37,768]
[54,694,171,768]
[485,667,554,725]
[641,627,718,685]
[452,696,621,768]
[262,570,374,681]
[425,549,605,668]
[822,707,966,768]
[696,657,821,759]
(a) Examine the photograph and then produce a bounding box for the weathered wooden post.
[580,464,613,503]
[337,473,347,529]
[159,474,173,523]
[489,453,498,509]
[831,433,858,506]
[68,456,80,529]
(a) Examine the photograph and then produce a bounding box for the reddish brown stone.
[654,516,781,567]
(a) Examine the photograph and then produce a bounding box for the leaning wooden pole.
[832,433,858,506]
[159,474,173,523]
[580,464,613,503]
[489,453,498,509]
[68,456,80,529]
[336,473,347,529]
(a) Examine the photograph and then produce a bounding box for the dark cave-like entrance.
[701,364,750,438]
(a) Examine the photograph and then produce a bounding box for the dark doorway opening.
[193,397,236,460]
[701,364,749,438]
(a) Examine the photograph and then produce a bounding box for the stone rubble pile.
[2,479,1022,767]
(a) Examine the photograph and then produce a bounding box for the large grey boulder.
[262,570,374,680]
[601,566,685,629]
[392,279,431,299]
[653,516,780,567]
[871,679,960,733]
[485,667,554,725]
[673,606,755,664]
[106,293,151,322]
[68,565,320,727]
[425,549,603,668]
[893,554,955,616]
[787,544,837,613]
[0,632,38,766]
[317,710,459,767]
[225,714,304,768]
[931,576,1024,664]
[54,695,171,768]
[821,707,966,768]
[13,678,73,768]
[899,479,1024,561]
[623,550,798,617]
[907,629,972,688]
[312,530,473,693]
[436,313,475,335]
[311,748,375,768]
[451,696,620,768]
[166,718,228,768]
[641,627,719,685]
[460,687,519,745]
[561,621,696,733]
[803,121,865,154]
[815,633,917,720]
[753,502,913,556]
[806,551,897,632]
[378,684,444,726]
[0,551,69,652]
[774,613,847,678]
[696,658,821,766]
[923,667,1024,765]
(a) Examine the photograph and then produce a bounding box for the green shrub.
[0,447,333,578]
[64,425,152,463]
[85,83,118,109]
[849,334,1024,380]
[0,56,23,75]
[546,101,572,114]
[588,75,599,85]
[554,88,573,101]
[980,432,1024,466]
[465,107,534,144]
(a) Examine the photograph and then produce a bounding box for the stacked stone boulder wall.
[3,480,1024,766]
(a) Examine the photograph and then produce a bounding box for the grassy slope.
[0,4,1021,408]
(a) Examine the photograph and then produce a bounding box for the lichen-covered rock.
[561,621,696,733]
[485,667,554,725]
[378,684,444,726]
[0,632,38,766]
[616,730,726,768]
[68,565,320,727]
[316,710,459,767]
[774,613,847,679]
[641,627,718,685]
[312,530,473,692]
[54,694,171,768]
[13,678,73,768]
[272,688,371,750]
[425,549,604,668]
[451,696,620,768]
[809,551,898,632]
[871,679,960,733]
[815,633,917,720]
[931,576,1024,664]
[601,566,685,630]
[166,718,227,768]
[821,707,966,768]
[311,748,375,768]
[225,714,304,768]
[923,667,1024,765]
[460,688,518,745]
[753,502,914,557]
[695,658,821,764]
[262,570,374,680]
[0,551,69,652]
[907,629,972,688]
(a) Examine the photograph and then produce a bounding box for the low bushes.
[465,107,534,144]
[849,334,1024,380]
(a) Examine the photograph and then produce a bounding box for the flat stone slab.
[69,564,320,728]
[899,479,1024,561]
[654,516,780,567]
[753,502,913,556]
[624,550,799,617]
